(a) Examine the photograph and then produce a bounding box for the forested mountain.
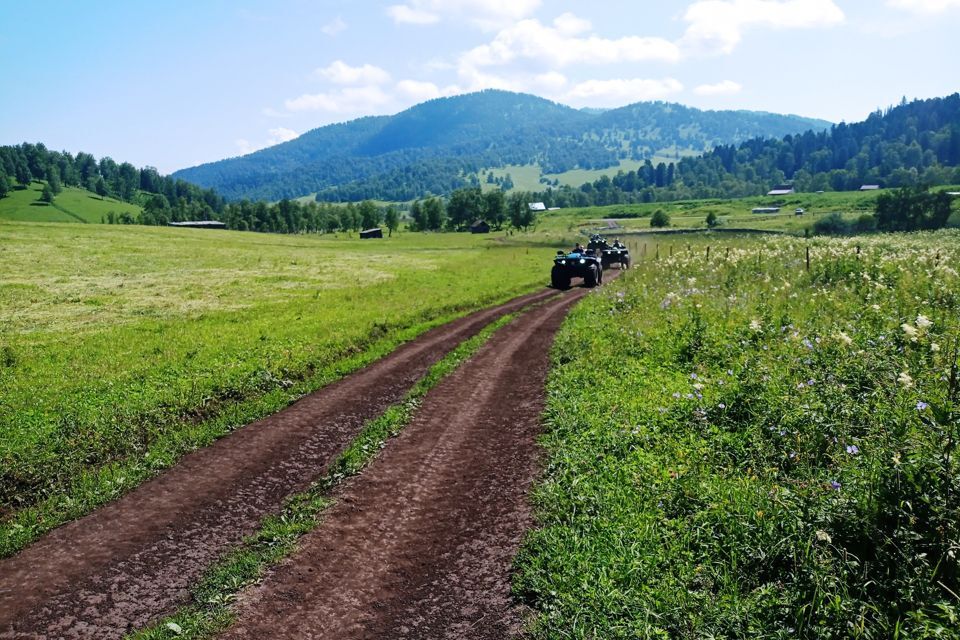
[172,90,830,202]
[528,93,960,208]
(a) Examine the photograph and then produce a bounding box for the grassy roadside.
[514,231,960,638]
[127,305,537,639]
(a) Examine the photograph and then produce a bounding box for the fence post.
[806,246,810,272]
[706,245,711,261]
[656,243,660,260]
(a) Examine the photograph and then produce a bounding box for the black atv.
[551,249,603,289]
[587,234,631,270]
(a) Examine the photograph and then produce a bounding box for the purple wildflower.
[846,444,859,455]
[803,338,814,350]
[916,401,929,411]
[672,392,681,399]
[830,480,842,490]
[807,379,815,387]
[718,403,726,409]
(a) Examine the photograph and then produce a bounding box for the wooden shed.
[470,220,490,234]
[360,227,383,239]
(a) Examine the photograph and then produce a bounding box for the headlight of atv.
[579,258,586,264]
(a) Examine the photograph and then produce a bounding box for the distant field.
[0,181,142,223]
[0,221,551,555]
[533,189,902,236]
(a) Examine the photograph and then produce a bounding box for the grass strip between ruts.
[127,302,541,639]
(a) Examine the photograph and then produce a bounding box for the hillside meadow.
[0,221,553,555]
[516,230,960,638]
[0,181,141,224]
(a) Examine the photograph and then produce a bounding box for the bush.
[705,211,720,228]
[813,212,850,235]
[875,187,953,231]
[853,213,878,233]
[650,209,671,228]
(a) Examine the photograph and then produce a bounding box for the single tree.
[705,211,719,228]
[384,205,400,237]
[0,172,9,199]
[482,189,506,229]
[358,200,381,230]
[95,176,109,199]
[40,183,55,203]
[47,166,62,195]
[650,209,670,228]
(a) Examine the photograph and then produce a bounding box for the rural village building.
[470,220,490,234]
[360,227,383,239]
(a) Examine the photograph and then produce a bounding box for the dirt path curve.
[0,287,563,640]
[220,282,601,639]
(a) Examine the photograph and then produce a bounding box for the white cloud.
[887,0,960,13]
[235,128,300,156]
[459,17,680,75]
[681,0,845,55]
[267,127,298,144]
[387,4,441,24]
[320,16,347,36]
[285,85,393,113]
[533,71,568,92]
[388,0,541,29]
[565,78,684,106]
[396,79,463,102]
[315,60,391,85]
[694,80,743,95]
[552,12,591,35]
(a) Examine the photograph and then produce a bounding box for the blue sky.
[0,0,957,173]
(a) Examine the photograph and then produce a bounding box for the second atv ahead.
[587,234,631,270]
[551,249,603,289]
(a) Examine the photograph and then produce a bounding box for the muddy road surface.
[220,285,596,639]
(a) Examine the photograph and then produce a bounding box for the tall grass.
[515,231,960,638]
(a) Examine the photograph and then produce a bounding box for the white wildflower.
[897,371,914,388]
[915,314,932,330]
[901,323,919,342]
[835,331,853,346]
[749,318,762,332]
[931,343,941,353]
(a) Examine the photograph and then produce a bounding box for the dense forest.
[529,94,960,209]
[172,90,830,202]
[0,143,225,222]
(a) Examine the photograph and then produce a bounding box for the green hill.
[172,90,831,202]
[0,181,142,224]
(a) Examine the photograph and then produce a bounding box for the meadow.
[515,230,960,638]
[0,220,552,555]
[0,181,142,224]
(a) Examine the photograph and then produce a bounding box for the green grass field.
[515,230,960,638]
[0,181,142,223]
[0,221,553,555]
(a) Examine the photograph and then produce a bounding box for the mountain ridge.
[173,90,832,202]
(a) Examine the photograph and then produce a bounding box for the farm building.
[752,207,781,214]
[528,202,546,212]
[360,228,383,239]
[168,221,226,229]
[860,185,881,191]
[470,220,490,234]
[766,185,795,196]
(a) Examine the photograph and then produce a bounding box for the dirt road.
[219,286,594,639]
[0,287,562,639]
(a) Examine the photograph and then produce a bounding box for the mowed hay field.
[0,181,142,223]
[0,221,551,555]
[515,231,960,638]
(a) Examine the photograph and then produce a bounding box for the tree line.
[0,143,225,219]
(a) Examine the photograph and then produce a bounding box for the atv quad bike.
[551,249,603,289]
[587,234,631,270]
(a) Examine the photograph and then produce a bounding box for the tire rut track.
[219,282,603,639]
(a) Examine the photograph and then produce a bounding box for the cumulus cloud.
[886,0,960,12]
[285,85,393,113]
[565,78,684,106]
[681,0,845,55]
[315,60,391,85]
[320,16,347,36]
[386,4,441,24]
[235,128,300,156]
[694,80,743,95]
[458,16,680,76]
[396,79,463,102]
[552,12,592,35]
[533,71,568,92]
[387,0,541,29]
